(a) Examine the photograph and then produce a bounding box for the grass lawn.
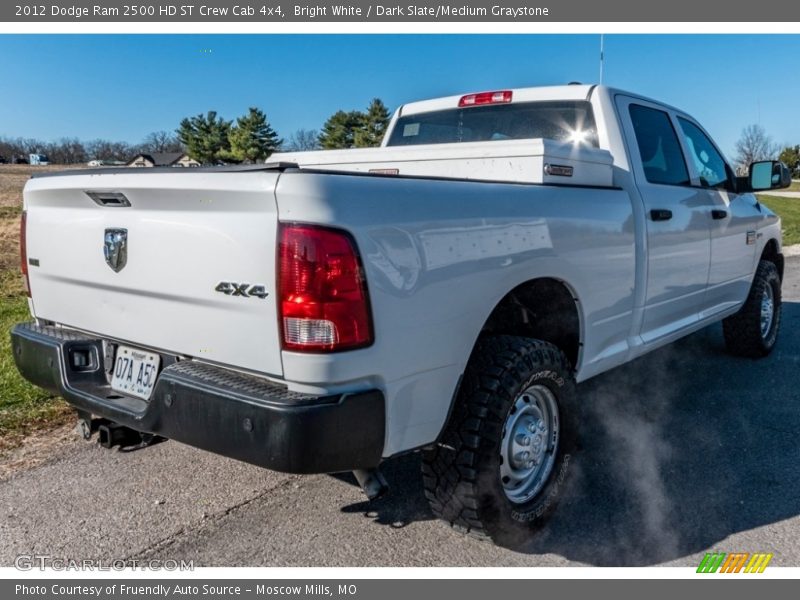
[0,271,72,452]
[0,167,74,452]
[758,195,800,246]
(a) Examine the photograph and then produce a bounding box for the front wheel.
[421,336,578,548]
[723,260,782,358]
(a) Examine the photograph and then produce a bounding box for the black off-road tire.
[722,260,782,358]
[421,336,578,548]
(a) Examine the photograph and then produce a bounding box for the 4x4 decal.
[214,282,269,299]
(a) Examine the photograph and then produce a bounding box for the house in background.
[127,152,200,168]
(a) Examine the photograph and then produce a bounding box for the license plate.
[110,345,161,401]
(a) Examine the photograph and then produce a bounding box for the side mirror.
[749,160,791,191]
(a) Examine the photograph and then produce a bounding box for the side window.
[677,117,731,190]
[629,104,690,186]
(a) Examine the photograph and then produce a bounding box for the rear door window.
[628,104,690,186]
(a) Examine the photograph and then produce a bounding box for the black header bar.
[2,1,797,23]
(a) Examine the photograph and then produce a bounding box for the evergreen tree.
[176,111,232,164]
[228,107,282,163]
[779,145,800,172]
[318,110,364,149]
[354,98,390,148]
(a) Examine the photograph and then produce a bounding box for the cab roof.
[397,84,597,117]
[395,84,685,118]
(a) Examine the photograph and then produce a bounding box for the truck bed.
[271,138,615,187]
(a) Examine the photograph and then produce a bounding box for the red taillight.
[278,224,373,352]
[458,90,513,108]
[20,210,30,297]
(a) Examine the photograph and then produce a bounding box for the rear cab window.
[386,101,599,147]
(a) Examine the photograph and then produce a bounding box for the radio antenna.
[599,34,605,84]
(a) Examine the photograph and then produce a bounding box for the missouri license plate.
[110,345,160,400]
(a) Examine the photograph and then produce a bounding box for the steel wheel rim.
[499,384,560,504]
[761,283,775,339]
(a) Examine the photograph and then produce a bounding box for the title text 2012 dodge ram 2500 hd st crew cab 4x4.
[12,85,790,547]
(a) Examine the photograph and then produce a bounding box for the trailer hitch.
[77,414,165,452]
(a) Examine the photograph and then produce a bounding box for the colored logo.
[697,552,773,573]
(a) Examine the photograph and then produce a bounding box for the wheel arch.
[760,238,784,281]
[429,277,584,448]
[477,277,583,372]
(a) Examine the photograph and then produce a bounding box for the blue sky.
[0,34,798,158]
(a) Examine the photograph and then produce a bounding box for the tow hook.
[353,468,389,501]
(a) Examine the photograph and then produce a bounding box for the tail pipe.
[353,468,389,500]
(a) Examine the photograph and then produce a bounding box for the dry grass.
[0,216,22,275]
[0,164,85,209]
[0,422,78,480]
[0,164,86,271]
[0,165,34,209]
[0,407,75,460]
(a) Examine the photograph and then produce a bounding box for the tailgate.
[23,169,284,377]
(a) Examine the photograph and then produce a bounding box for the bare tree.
[735,124,779,171]
[19,138,42,155]
[86,139,135,162]
[1,136,137,164]
[141,130,183,154]
[283,128,320,152]
[43,138,88,164]
[0,137,42,157]
[0,136,26,160]
[0,136,88,163]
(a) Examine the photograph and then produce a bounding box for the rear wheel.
[723,260,782,358]
[421,336,577,548]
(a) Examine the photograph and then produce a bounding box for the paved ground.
[759,191,800,198]
[756,179,800,199]
[2,259,799,567]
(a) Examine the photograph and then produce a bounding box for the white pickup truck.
[12,85,790,547]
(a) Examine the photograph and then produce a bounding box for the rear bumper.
[11,322,385,474]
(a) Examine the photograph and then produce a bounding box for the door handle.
[650,209,673,221]
[711,209,728,220]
